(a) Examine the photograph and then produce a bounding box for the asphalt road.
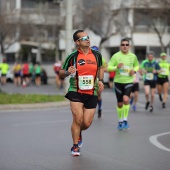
[0,84,170,170]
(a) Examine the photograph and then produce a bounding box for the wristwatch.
[65,70,69,76]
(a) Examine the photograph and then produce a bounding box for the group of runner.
[130,51,170,112]
[59,29,170,156]
[139,52,170,111]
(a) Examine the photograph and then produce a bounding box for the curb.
[0,101,70,111]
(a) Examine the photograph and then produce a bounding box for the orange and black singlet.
[62,48,102,95]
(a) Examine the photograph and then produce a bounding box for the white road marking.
[149,132,170,152]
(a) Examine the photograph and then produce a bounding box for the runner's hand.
[152,69,157,74]
[117,63,124,69]
[98,81,104,92]
[68,66,76,74]
[129,70,135,76]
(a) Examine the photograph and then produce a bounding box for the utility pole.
[65,0,73,93]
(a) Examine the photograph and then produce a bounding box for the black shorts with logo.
[114,82,133,102]
[65,91,98,109]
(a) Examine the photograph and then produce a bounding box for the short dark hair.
[147,51,155,56]
[73,30,84,41]
[121,38,130,44]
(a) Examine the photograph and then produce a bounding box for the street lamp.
[64,0,73,93]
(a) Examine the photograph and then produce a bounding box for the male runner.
[107,38,139,130]
[59,30,104,156]
[140,51,161,112]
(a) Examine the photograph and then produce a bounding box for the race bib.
[78,75,94,90]
[146,73,154,80]
[119,66,130,76]
[160,68,167,75]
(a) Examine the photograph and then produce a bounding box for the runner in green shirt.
[140,52,161,112]
[107,38,139,130]
[157,52,170,108]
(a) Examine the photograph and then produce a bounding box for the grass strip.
[0,93,65,104]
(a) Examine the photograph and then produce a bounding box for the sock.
[159,94,162,101]
[117,106,124,122]
[123,104,130,121]
[79,132,82,139]
[98,100,102,110]
[73,144,78,148]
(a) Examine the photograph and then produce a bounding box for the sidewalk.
[0,101,69,111]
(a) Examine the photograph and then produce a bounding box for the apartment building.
[97,0,170,62]
[0,0,63,63]
[59,0,170,63]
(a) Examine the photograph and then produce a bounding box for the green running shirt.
[158,59,170,77]
[107,51,139,83]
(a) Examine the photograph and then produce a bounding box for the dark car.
[40,69,48,84]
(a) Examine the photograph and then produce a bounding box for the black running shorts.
[65,91,98,109]
[131,83,139,92]
[157,77,169,85]
[114,83,133,102]
[144,80,157,88]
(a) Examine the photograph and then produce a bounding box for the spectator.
[53,60,64,89]
[29,62,34,85]
[0,59,9,85]
[34,62,42,86]
[22,61,30,87]
[12,62,22,86]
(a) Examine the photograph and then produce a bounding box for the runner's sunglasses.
[77,36,90,41]
[121,44,129,46]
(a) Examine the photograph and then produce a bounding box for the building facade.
[0,0,170,77]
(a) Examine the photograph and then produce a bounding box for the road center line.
[149,132,170,152]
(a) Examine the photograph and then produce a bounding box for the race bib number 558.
[78,75,94,90]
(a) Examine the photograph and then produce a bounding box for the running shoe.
[78,137,83,148]
[162,102,166,108]
[71,146,80,156]
[145,101,150,110]
[117,122,123,131]
[123,120,129,129]
[133,105,136,111]
[130,96,134,105]
[159,94,163,102]
[98,110,102,118]
[149,106,153,112]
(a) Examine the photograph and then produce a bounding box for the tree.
[74,0,119,48]
[133,0,170,52]
[0,0,63,63]
[73,0,170,53]
[0,14,18,62]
